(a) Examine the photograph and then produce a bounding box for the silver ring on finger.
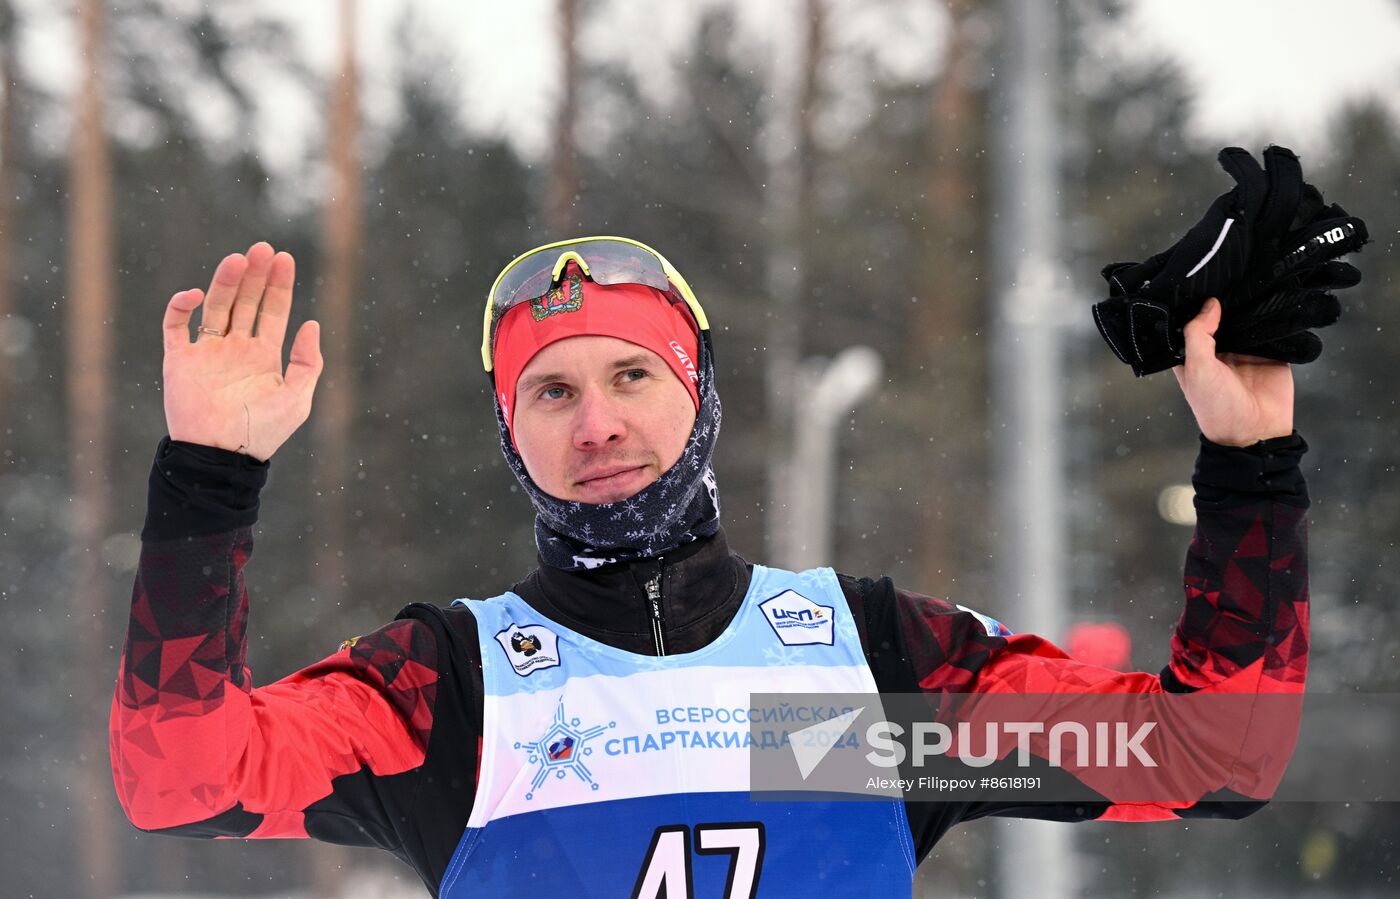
[198,325,227,337]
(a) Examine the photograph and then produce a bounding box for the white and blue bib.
[440,564,915,897]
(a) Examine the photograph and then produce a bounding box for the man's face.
[511,335,697,504]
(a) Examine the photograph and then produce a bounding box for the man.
[111,236,1308,897]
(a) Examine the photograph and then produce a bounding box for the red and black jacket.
[110,433,1309,896]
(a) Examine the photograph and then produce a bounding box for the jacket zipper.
[645,557,667,656]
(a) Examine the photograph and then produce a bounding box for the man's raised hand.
[162,242,323,462]
[1172,298,1294,447]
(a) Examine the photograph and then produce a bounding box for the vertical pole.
[990,0,1074,896]
[766,0,822,567]
[0,1,14,431]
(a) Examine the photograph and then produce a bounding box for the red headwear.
[491,266,701,435]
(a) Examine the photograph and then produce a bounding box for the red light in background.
[1067,621,1132,671]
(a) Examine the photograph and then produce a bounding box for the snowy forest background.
[2,0,1399,896]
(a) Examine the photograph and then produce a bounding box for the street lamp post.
[781,346,883,572]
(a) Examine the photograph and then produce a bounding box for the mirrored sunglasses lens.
[486,239,694,370]
[494,254,559,309]
[572,241,669,290]
[492,241,670,316]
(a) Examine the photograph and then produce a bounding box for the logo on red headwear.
[668,340,698,383]
[530,271,585,321]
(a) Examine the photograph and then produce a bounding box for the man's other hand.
[1172,297,1294,447]
[162,242,323,461]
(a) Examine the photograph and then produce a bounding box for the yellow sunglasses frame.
[481,235,710,373]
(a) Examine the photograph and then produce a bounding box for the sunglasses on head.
[482,236,710,373]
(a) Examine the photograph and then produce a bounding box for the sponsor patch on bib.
[760,590,835,646]
[495,623,562,676]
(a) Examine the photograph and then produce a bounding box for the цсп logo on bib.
[495,623,561,676]
[759,590,835,646]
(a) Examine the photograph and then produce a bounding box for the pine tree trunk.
[308,0,361,892]
[549,0,579,235]
[68,0,118,894]
[916,0,984,594]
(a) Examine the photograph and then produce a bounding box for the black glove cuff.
[142,436,271,542]
[1193,431,1308,508]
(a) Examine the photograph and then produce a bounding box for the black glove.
[1093,146,1367,376]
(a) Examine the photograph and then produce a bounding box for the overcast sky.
[264,0,1400,161]
[19,0,1400,169]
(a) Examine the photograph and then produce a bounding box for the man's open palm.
[162,242,323,462]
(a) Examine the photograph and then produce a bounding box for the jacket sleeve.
[108,438,453,856]
[853,433,1309,843]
